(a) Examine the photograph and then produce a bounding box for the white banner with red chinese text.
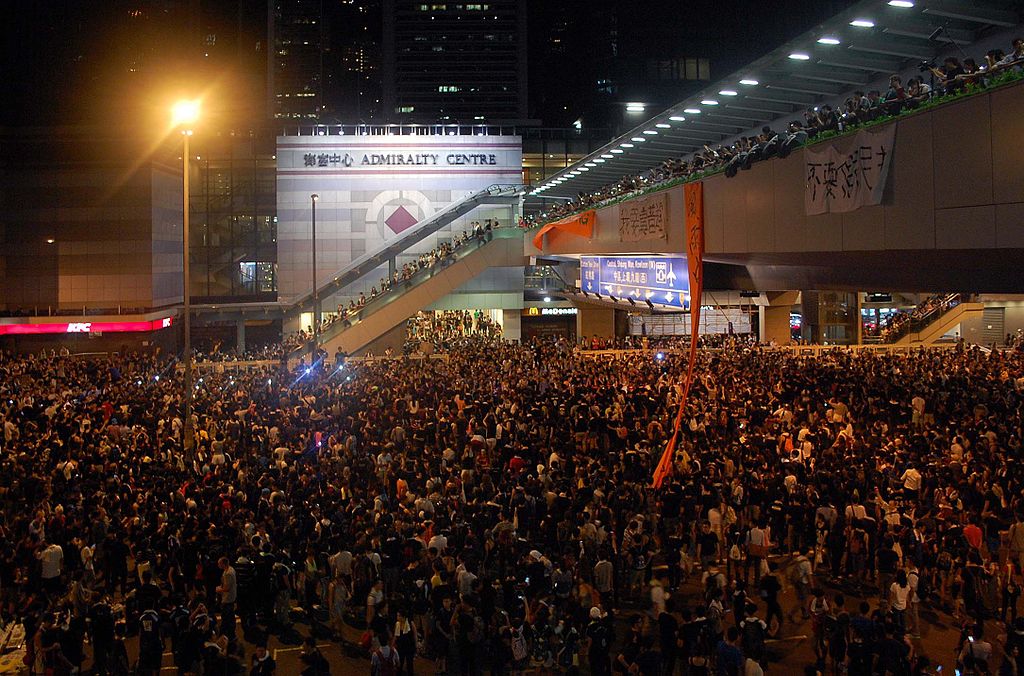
[804,124,896,215]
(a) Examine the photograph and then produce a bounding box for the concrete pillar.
[577,306,616,342]
[801,291,822,344]
[759,291,799,345]
[235,319,246,355]
[855,293,864,345]
[501,309,522,342]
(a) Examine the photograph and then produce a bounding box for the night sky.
[1,0,856,129]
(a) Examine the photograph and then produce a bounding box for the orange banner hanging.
[531,210,596,251]
[652,182,705,489]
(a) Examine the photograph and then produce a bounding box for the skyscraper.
[382,0,529,124]
[326,0,384,122]
[269,0,327,119]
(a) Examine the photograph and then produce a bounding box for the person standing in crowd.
[217,556,238,642]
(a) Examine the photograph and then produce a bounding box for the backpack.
[588,622,610,652]
[910,571,929,603]
[552,569,572,597]
[706,602,723,637]
[511,628,529,661]
[740,619,766,659]
[374,647,399,676]
[704,572,724,600]
[468,615,486,645]
[138,610,162,650]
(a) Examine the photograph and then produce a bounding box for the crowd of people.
[405,310,502,353]
[1,336,1024,676]
[524,38,1024,229]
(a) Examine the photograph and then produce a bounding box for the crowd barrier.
[579,343,961,359]
[191,359,280,373]
[190,351,450,373]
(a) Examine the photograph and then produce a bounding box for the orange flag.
[531,210,596,250]
[652,182,705,489]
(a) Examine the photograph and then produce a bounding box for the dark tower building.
[382,0,529,124]
[269,0,327,119]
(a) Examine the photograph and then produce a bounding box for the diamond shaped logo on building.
[385,205,418,234]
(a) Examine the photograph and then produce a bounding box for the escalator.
[289,228,525,364]
[893,296,984,346]
[283,184,524,321]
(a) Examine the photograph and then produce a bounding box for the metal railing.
[285,184,526,315]
[878,293,964,343]
[280,124,523,138]
[302,228,522,351]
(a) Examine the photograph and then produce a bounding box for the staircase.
[894,298,984,346]
[288,228,526,365]
[284,184,524,320]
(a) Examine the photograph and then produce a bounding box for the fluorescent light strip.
[789,52,811,60]
[818,37,841,45]
[850,19,874,27]
[739,79,758,86]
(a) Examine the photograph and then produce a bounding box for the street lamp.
[311,194,319,357]
[172,99,200,452]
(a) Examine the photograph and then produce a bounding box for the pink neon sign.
[0,317,173,336]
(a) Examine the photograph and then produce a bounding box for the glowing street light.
[171,100,201,128]
[171,99,200,453]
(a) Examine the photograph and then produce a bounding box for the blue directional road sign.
[580,256,690,309]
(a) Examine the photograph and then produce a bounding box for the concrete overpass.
[528,80,1024,293]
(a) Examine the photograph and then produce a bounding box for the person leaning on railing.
[529,35,1024,231]
[928,56,967,95]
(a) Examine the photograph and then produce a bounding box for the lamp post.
[172,99,200,452]
[311,193,319,357]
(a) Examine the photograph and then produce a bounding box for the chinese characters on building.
[303,153,354,168]
[804,125,896,215]
[618,193,668,242]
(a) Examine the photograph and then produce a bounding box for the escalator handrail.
[285,184,525,314]
[305,228,521,350]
